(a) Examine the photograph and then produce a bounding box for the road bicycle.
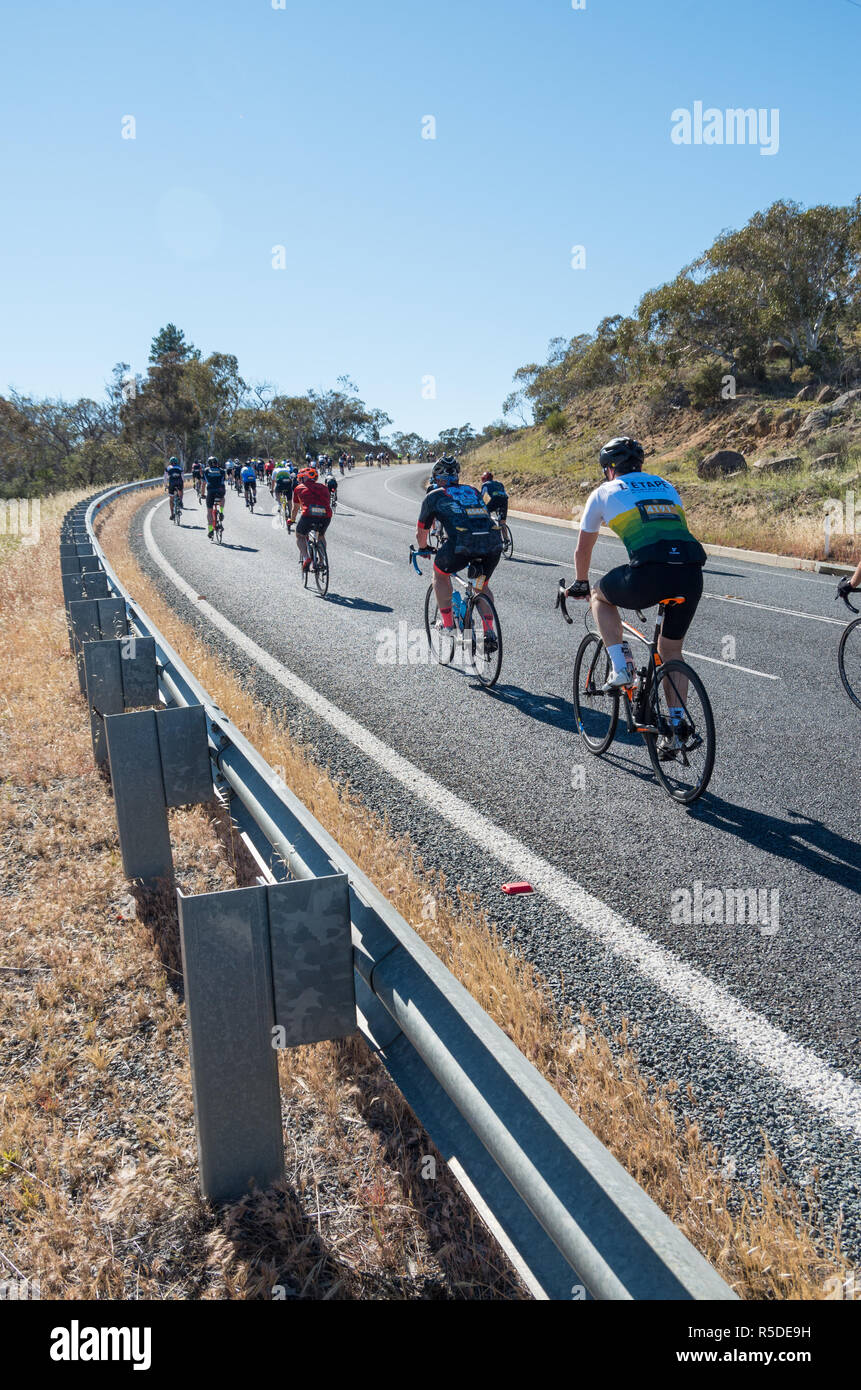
[495,515,514,559]
[837,589,861,710]
[244,482,256,512]
[302,529,329,595]
[410,547,503,688]
[276,493,293,530]
[208,498,225,544]
[193,476,204,504]
[169,491,184,526]
[556,580,715,804]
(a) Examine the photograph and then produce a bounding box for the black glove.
[416,546,434,558]
[837,576,855,599]
[566,579,591,599]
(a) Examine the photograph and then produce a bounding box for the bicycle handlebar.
[409,546,423,576]
[839,591,860,614]
[555,578,573,625]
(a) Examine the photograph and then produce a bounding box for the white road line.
[143,497,861,1142]
[684,651,778,680]
[702,593,845,626]
[354,550,392,565]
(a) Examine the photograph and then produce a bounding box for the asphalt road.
[131,464,861,1257]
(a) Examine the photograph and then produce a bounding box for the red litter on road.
[501,882,534,895]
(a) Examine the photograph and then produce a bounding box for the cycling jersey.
[580,473,707,567]
[203,466,226,495]
[241,466,256,485]
[293,480,332,520]
[165,464,184,492]
[419,484,503,580]
[481,480,507,505]
[272,467,293,491]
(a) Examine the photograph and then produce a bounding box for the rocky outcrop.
[697,449,747,479]
[810,452,841,470]
[816,386,838,404]
[794,385,817,401]
[752,454,802,473]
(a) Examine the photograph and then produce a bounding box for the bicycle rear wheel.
[644,659,715,804]
[501,524,513,559]
[424,584,455,665]
[572,632,619,753]
[314,539,330,596]
[838,618,861,710]
[466,593,503,688]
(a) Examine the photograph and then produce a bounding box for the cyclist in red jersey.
[290,466,333,571]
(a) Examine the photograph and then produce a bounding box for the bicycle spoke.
[838,618,861,710]
[572,633,619,753]
[645,660,715,804]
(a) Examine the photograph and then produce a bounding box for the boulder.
[830,388,861,414]
[776,408,795,425]
[794,385,817,401]
[697,449,747,479]
[811,452,841,471]
[798,407,833,434]
[752,454,802,473]
[816,386,839,403]
[750,406,770,432]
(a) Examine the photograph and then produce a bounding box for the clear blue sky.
[1,0,859,437]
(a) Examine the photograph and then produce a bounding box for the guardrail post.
[67,596,127,693]
[83,636,159,767]
[104,705,213,887]
[177,875,355,1203]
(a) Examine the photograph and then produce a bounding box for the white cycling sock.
[607,643,630,676]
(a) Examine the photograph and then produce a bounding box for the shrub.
[689,361,727,409]
[545,410,567,435]
[790,365,814,386]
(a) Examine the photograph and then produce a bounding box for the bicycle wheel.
[501,524,514,560]
[466,592,503,688]
[314,539,330,596]
[424,584,455,665]
[572,632,619,754]
[643,659,715,804]
[838,618,861,710]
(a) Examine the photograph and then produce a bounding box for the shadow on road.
[323,593,393,614]
[689,799,861,892]
[501,555,558,568]
[482,684,574,732]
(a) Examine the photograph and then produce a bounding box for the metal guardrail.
[68,480,736,1301]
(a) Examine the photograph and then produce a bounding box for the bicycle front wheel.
[644,659,715,804]
[838,617,861,710]
[501,524,513,560]
[572,632,619,754]
[465,593,503,688]
[424,584,455,665]
[313,540,330,596]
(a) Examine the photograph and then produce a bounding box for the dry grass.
[0,492,524,1301]
[87,485,859,1301]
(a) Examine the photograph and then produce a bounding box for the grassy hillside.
[465,381,861,563]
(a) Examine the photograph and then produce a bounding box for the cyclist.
[415,456,503,650]
[324,469,338,510]
[567,436,707,747]
[291,465,332,573]
[480,470,509,529]
[233,462,244,495]
[164,456,185,520]
[190,458,204,501]
[272,460,295,528]
[241,461,257,508]
[264,458,275,491]
[203,456,227,539]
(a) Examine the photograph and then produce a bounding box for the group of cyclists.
[164,453,338,573]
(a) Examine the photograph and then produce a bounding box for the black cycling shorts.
[434,542,501,582]
[205,489,226,508]
[168,479,184,494]
[488,500,508,522]
[296,514,330,537]
[597,562,703,640]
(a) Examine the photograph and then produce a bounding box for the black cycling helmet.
[206,455,219,468]
[433,455,460,482]
[599,437,644,476]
